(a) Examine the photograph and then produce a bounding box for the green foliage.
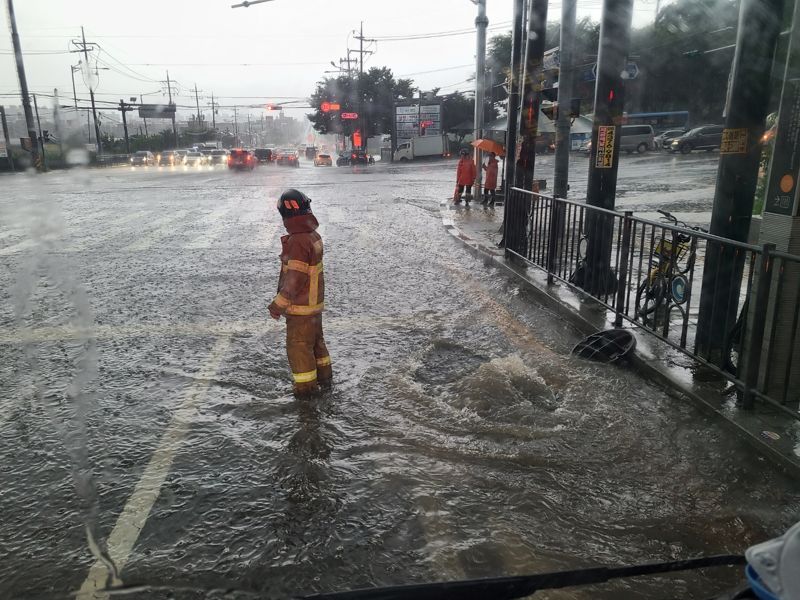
[307,67,416,137]
[441,91,499,137]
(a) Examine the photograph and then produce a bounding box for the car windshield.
[5,2,800,600]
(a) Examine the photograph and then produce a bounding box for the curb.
[439,200,800,476]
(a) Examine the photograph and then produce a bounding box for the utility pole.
[554,0,577,199]
[502,0,526,254]
[473,0,488,197]
[210,93,216,129]
[0,105,15,171]
[71,26,103,156]
[516,0,549,191]
[53,88,64,160]
[695,0,785,364]
[7,0,41,171]
[70,65,79,110]
[118,99,132,154]
[233,105,239,145]
[353,22,375,150]
[140,94,148,136]
[32,94,47,171]
[165,70,178,147]
[247,112,252,146]
[582,0,634,295]
[194,83,202,130]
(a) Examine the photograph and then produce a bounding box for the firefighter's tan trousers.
[286,315,332,394]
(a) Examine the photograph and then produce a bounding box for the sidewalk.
[442,200,800,474]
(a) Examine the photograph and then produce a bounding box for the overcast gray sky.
[1,0,658,123]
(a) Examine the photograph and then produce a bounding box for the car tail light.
[351,153,356,158]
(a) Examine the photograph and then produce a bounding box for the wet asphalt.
[1,155,798,599]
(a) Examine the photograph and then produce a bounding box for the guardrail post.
[614,211,633,327]
[741,243,775,409]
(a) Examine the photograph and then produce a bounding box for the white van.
[620,125,654,153]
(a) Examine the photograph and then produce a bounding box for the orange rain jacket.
[456,156,477,186]
[269,214,325,317]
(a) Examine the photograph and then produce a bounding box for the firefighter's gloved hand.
[268,304,281,320]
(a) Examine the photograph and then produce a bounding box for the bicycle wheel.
[636,275,668,317]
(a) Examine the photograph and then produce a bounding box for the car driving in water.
[183,151,206,167]
[130,150,155,166]
[276,149,300,167]
[313,153,332,166]
[227,148,255,170]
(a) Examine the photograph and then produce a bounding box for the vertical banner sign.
[595,125,615,168]
[765,78,800,216]
[0,141,7,158]
[396,105,419,142]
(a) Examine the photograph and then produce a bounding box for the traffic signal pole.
[695,0,785,364]
[515,0,549,191]
[553,0,577,199]
[473,0,488,196]
[583,0,634,295]
[502,0,525,254]
[6,0,41,171]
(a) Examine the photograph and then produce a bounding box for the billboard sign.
[341,112,359,120]
[396,103,442,141]
[138,103,176,119]
[0,141,6,158]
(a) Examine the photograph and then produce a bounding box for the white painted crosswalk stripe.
[76,335,232,599]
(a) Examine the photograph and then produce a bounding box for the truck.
[393,135,450,162]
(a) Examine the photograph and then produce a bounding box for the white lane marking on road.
[0,313,435,345]
[0,238,37,256]
[76,335,231,600]
[122,210,189,252]
[183,205,236,249]
[66,211,151,252]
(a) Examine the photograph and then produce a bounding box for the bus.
[623,111,690,132]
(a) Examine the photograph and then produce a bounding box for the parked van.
[620,124,655,153]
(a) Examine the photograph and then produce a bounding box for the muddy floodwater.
[1,158,798,599]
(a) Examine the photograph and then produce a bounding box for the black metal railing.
[504,186,800,418]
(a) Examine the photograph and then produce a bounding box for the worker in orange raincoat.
[268,189,332,395]
[455,148,477,204]
[481,151,499,208]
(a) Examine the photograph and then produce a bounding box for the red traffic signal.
[321,102,341,113]
[341,112,358,120]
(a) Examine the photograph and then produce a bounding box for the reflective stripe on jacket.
[270,215,325,316]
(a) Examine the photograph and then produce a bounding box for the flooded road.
[1,157,798,599]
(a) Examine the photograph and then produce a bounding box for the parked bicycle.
[635,210,707,323]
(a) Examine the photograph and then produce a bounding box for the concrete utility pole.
[553,0,578,199]
[6,0,41,171]
[695,0,785,364]
[165,70,178,147]
[118,99,132,154]
[140,94,148,136]
[515,0,549,191]
[473,0,488,196]
[194,83,202,129]
[210,93,216,130]
[502,0,526,254]
[0,105,15,171]
[32,94,46,171]
[70,65,79,110]
[582,0,634,295]
[75,26,102,156]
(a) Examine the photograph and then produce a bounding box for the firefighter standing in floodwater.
[268,189,332,395]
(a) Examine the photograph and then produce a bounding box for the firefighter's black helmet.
[277,189,313,219]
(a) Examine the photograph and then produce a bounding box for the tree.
[441,91,500,140]
[307,67,416,138]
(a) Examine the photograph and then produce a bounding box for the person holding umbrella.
[481,151,499,208]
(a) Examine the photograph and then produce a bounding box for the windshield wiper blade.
[299,555,746,600]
